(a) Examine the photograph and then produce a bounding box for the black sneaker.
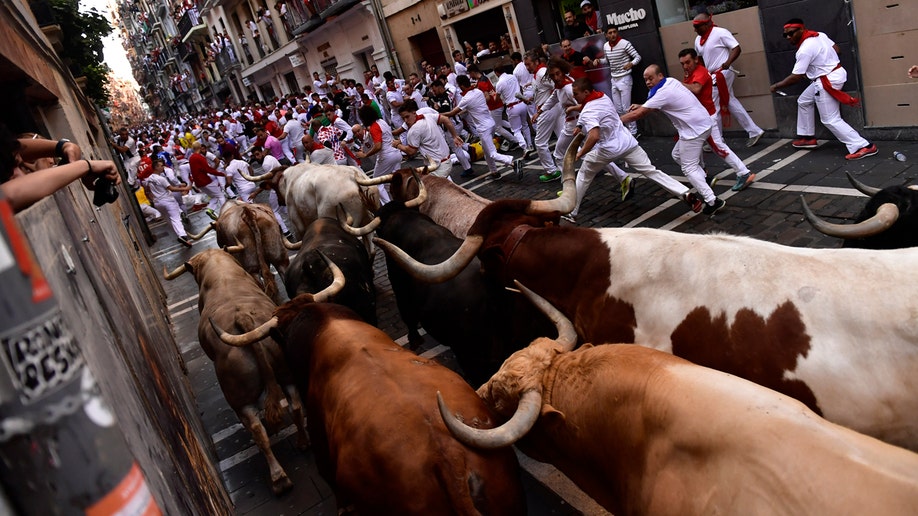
[702,198,726,216]
[180,212,189,224]
[488,171,501,180]
[177,235,193,248]
[460,168,476,178]
[513,159,524,180]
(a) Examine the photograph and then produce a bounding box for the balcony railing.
[213,47,239,75]
[176,41,194,62]
[289,0,362,36]
[29,0,57,27]
[178,9,207,41]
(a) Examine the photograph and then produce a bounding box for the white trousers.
[704,114,749,176]
[712,69,763,138]
[534,104,562,172]
[610,74,637,135]
[479,124,513,173]
[672,130,716,204]
[200,181,225,212]
[268,190,289,233]
[151,195,186,238]
[505,102,532,150]
[373,151,402,205]
[796,74,868,153]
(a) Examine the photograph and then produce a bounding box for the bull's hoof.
[407,331,424,351]
[272,475,294,495]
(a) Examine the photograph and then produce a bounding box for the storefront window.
[655,0,758,26]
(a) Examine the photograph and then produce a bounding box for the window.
[654,0,758,27]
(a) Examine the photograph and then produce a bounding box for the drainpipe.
[365,0,404,78]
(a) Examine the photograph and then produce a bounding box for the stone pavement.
[147,131,916,515]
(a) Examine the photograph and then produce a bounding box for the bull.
[344,172,554,385]
[285,217,377,325]
[163,249,308,494]
[240,162,380,254]
[211,261,527,515]
[186,200,295,303]
[439,282,918,515]
[802,172,917,249]
[375,133,918,450]
[357,167,490,238]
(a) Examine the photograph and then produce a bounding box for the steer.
[241,162,379,254]
[163,249,308,495]
[211,265,527,515]
[439,282,918,516]
[358,167,490,238]
[285,217,377,325]
[802,172,918,249]
[345,173,554,385]
[376,133,918,450]
[187,200,294,303]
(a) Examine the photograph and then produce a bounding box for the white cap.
[580,0,591,6]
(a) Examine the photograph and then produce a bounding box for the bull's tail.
[434,448,500,516]
[252,343,287,434]
[242,207,280,303]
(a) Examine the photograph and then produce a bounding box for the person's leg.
[621,145,688,199]
[708,116,750,177]
[816,79,870,153]
[534,108,559,172]
[162,198,186,238]
[202,182,226,213]
[268,190,289,233]
[618,75,637,135]
[796,82,818,138]
[722,70,763,138]
[571,150,611,217]
[676,133,716,203]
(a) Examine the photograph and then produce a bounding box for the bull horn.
[163,263,188,280]
[404,168,427,209]
[845,172,881,197]
[374,235,483,283]
[513,280,577,352]
[312,250,345,302]
[801,196,899,239]
[283,238,301,250]
[340,203,381,236]
[239,167,273,182]
[223,243,245,253]
[186,222,216,240]
[354,173,394,186]
[438,390,542,449]
[210,316,278,347]
[416,155,439,174]
[527,132,582,215]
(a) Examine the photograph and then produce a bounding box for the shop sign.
[605,7,647,31]
[438,0,470,20]
[289,53,306,67]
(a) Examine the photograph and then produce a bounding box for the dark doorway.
[409,28,446,73]
[450,8,508,53]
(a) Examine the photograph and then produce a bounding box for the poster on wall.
[547,33,613,97]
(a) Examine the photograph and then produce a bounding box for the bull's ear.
[540,403,566,428]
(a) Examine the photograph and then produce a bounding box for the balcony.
[29,0,64,51]
[289,0,363,36]
[213,47,239,76]
[178,9,207,43]
[176,41,195,62]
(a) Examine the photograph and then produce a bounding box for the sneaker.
[701,198,727,216]
[620,176,634,202]
[460,168,476,178]
[845,144,878,161]
[746,132,764,148]
[523,148,536,160]
[539,170,562,183]
[180,212,189,224]
[731,172,756,192]
[683,192,703,213]
[177,235,193,248]
[513,159,524,180]
[560,213,577,223]
[702,142,712,153]
[205,208,218,220]
[500,140,511,152]
[488,171,501,180]
[792,137,819,149]
[706,174,718,187]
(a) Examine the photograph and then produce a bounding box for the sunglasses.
[783,29,799,38]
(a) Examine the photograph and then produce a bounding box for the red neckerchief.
[696,22,715,46]
[581,90,604,105]
[784,24,819,48]
[415,114,425,120]
[554,76,573,90]
[563,48,574,59]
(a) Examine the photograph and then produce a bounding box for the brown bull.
[164,249,308,494]
[212,264,527,515]
[187,200,295,303]
[440,282,918,515]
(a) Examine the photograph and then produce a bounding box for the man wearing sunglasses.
[770,18,876,161]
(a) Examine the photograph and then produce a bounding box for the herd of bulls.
[163,137,918,514]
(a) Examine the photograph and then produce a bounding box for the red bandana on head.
[784,23,819,48]
[694,17,716,46]
[785,23,860,106]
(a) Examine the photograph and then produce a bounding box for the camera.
[92,177,119,207]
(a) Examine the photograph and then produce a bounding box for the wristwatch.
[55,138,71,158]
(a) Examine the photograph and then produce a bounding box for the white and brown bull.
[376,133,918,450]
[211,262,527,515]
[187,200,295,303]
[439,282,918,515]
[163,249,309,494]
[357,166,489,238]
[802,172,918,249]
[241,162,380,253]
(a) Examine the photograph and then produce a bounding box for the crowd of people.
[100,12,891,244]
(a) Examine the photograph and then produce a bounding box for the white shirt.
[282,118,305,146]
[694,26,739,72]
[793,32,843,81]
[454,61,467,77]
[642,78,713,139]
[602,38,641,78]
[261,154,282,173]
[313,79,328,96]
[406,112,449,163]
[385,88,405,118]
[579,93,635,156]
[513,61,532,98]
[142,173,175,204]
[224,159,257,197]
[457,88,493,132]
[494,72,522,105]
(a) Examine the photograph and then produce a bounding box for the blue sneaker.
[731,173,755,192]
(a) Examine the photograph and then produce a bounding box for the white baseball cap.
[580,0,591,7]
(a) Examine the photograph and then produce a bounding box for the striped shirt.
[602,39,641,78]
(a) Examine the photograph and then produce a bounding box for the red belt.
[506,101,521,108]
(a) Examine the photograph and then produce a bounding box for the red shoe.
[792,138,818,149]
[683,192,703,213]
[845,144,878,161]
